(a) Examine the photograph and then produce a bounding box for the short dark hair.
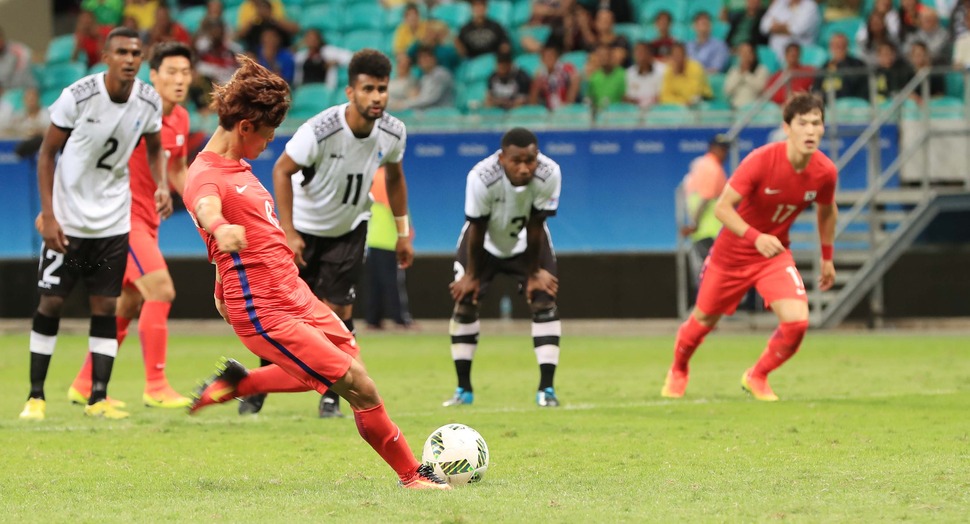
[654,10,671,22]
[785,42,802,53]
[501,127,538,149]
[149,41,193,71]
[693,11,711,22]
[347,49,392,85]
[782,92,825,124]
[497,50,513,64]
[105,27,140,48]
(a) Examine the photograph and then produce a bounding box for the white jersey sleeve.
[381,123,406,165]
[532,153,562,215]
[464,151,502,220]
[49,88,80,129]
[284,120,320,168]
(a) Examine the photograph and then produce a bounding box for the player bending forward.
[183,56,448,490]
[662,92,838,401]
[445,128,563,408]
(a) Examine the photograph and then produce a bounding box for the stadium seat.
[708,73,727,105]
[739,102,782,124]
[671,22,691,43]
[292,84,334,114]
[756,45,781,74]
[473,106,508,127]
[431,2,472,31]
[281,0,305,6]
[928,97,967,119]
[284,4,302,23]
[176,6,207,35]
[137,62,151,83]
[644,103,694,125]
[696,100,733,125]
[384,5,406,31]
[505,104,549,128]
[685,0,723,21]
[944,71,966,100]
[342,30,384,52]
[831,97,871,124]
[45,35,76,65]
[302,4,345,34]
[711,20,730,41]
[488,1,512,27]
[41,88,61,108]
[221,5,241,31]
[614,24,645,45]
[639,0,687,25]
[510,0,532,27]
[462,53,497,83]
[41,62,86,92]
[344,3,384,32]
[800,44,829,69]
[1,88,25,112]
[548,104,592,128]
[457,80,489,112]
[415,106,464,131]
[561,51,587,73]
[222,0,243,7]
[599,103,642,127]
[88,63,108,75]
[514,25,551,55]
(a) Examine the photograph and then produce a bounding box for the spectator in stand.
[537,1,591,54]
[649,10,679,60]
[293,29,352,88]
[388,53,417,111]
[529,44,581,110]
[625,41,665,109]
[908,40,946,100]
[124,0,161,32]
[529,0,572,27]
[727,0,769,48]
[456,0,510,58]
[485,51,531,110]
[194,18,241,86]
[578,0,634,24]
[765,42,815,105]
[72,11,111,68]
[760,0,820,63]
[688,12,731,73]
[408,21,460,72]
[903,8,952,64]
[0,26,34,90]
[393,3,427,55]
[862,0,901,42]
[815,33,869,101]
[955,8,970,68]
[659,42,712,106]
[400,46,455,110]
[255,26,295,85]
[873,42,914,103]
[858,8,901,66]
[951,0,970,40]
[587,43,626,109]
[237,0,298,54]
[1,87,48,139]
[824,0,863,22]
[898,0,927,43]
[148,4,192,46]
[582,8,631,67]
[0,83,11,132]
[82,0,124,26]
[201,0,230,37]
[724,41,769,107]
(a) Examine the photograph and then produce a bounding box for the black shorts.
[298,223,368,306]
[454,224,557,305]
[37,233,129,298]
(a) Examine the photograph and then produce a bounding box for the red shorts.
[237,300,359,394]
[696,250,807,316]
[124,228,167,287]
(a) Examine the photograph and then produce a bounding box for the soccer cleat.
[661,369,689,398]
[400,464,452,490]
[238,394,267,415]
[442,387,474,407]
[67,386,127,408]
[536,387,560,407]
[84,399,130,419]
[741,369,780,402]
[19,398,46,420]
[188,358,250,415]
[318,395,345,418]
[143,384,192,409]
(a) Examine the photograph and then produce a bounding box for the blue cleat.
[442,387,474,407]
[536,387,560,407]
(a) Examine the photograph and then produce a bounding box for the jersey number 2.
[96,138,119,170]
[342,173,364,205]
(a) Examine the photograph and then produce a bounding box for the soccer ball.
[421,423,489,486]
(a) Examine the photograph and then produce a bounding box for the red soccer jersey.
[130,104,190,231]
[711,141,837,268]
[183,151,317,336]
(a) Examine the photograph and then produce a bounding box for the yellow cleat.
[143,387,192,409]
[661,369,689,398]
[84,399,130,419]
[741,369,780,402]
[19,398,46,420]
[68,386,127,408]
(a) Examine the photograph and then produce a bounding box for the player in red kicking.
[661,92,838,401]
[67,42,194,409]
[182,56,449,490]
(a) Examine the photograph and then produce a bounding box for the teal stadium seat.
[45,35,76,65]
[644,103,694,125]
[342,30,383,52]
[739,102,782,124]
[281,0,305,6]
[708,73,727,105]
[221,5,241,31]
[176,6,207,34]
[944,71,966,99]
[561,51,587,73]
[488,1,512,27]
[284,4,302,23]
[1,88,25,112]
[303,5,345,34]
[599,103,642,127]
[505,104,549,128]
[614,24,645,45]
[639,0,687,25]
[88,63,108,75]
[344,4,384,31]
[514,25,551,55]
[415,106,464,131]
[292,84,334,116]
[514,53,541,76]
[222,0,243,7]
[384,5,406,31]
[927,97,967,119]
[686,0,723,21]
[474,106,508,128]
[831,97,871,124]
[41,62,86,92]
[711,20,730,41]
[41,88,61,108]
[696,100,733,125]
[462,53,497,83]
[430,2,472,32]
[548,104,592,128]
[818,17,864,45]
[510,0,532,27]
[800,44,829,69]
[756,45,781,73]
[457,80,489,112]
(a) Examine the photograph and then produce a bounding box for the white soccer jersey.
[464,150,561,258]
[284,104,407,237]
[49,73,162,238]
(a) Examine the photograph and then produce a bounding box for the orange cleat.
[741,369,780,402]
[400,465,452,490]
[661,369,689,398]
[188,359,249,415]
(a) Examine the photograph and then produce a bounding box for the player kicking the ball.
[183,56,448,490]
[444,128,563,408]
[661,92,838,401]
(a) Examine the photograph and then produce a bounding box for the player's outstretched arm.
[195,195,247,253]
[271,152,306,267]
[385,162,414,269]
[816,202,838,291]
[37,125,71,253]
[145,132,173,220]
[714,185,784,258]
[449,221,486,303]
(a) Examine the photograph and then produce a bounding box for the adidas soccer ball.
[421,423,489,486]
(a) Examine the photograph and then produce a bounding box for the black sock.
[455,359,473,391]
[538,363,557,391]
[259,358,272,367]
[28,311,61,400]
[342,318,356,337]
[323,389,339,402]
[29,353,52,400]
[90,352,115,404]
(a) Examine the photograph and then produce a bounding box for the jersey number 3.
[96,138,119,170]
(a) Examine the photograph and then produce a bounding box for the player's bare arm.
[524,214,558,301]
[384,162,414,269]
[271,151,306,267]
[169,154,188,195]
[37,124,72,253]
[450,221,486,303]
[816,202,838,291]
[714,185,785,258]
[194,195,247,253]
[145,131,173,220]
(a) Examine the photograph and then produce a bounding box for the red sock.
[117,316,131,348]
[671,316,714,373]
[235,364,315,396]
[354,403,420,480]
[139,301,171,386]
[71,353,94,394]
[751,320,809,378]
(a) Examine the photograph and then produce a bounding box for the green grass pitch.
[1,327,968,522]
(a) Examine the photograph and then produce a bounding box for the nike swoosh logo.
[235,185,248,194]
[209,386,234,401]
[764,188,782,195]
[393,428,401,442]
